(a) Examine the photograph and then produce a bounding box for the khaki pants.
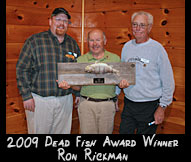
[25,93,73,134]
[78,97,116,134]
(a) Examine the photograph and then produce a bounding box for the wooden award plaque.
[58,62,136,85]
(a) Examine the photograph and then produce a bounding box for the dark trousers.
[119,97,159,134]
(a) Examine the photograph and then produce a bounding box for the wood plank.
[151,27,185,48]
[6,43,23,60]
[105,43,123,57]
[6,81,20,98]
[165,104,185,122]
[84,7,184,28]
[6,25,49,43]
[6,113,28,134]
[58,62,136,85]
[166,47,185,68]
[85,0,185,12]
[85,0,131,12]
[6,60,17,81]
[156,122,185,134]
[165,117,185,126]
[84,12,105,28]
[172,67,185,86]
[6,96,25,117]
[134,0,185,9]
[114,103,185,134]
[6,5,49,26]
[6,0,82,12]
[6,5,81,27]
[174,85,185,102]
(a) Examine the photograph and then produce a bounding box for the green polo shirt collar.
[86,50,110,62]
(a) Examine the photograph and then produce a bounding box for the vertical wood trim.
[81,0,85,55]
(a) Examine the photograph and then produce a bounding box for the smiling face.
[131,14,152,43]
[88,29,107,57]
[49,13,69,38]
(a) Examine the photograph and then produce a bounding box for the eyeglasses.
[132,22,149,29]
[54,18,70,24]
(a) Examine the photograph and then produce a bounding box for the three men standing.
[16,8,174,134]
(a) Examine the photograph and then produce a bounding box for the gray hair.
[131,11,153,25]
[87,30,107,41]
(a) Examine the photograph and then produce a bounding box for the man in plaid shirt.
[16,7,81,134]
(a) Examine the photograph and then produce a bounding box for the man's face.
[49,13,69,37]
[88,31,106,55]
[132,14,152,43]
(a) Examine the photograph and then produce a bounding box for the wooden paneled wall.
[6,0,185,134]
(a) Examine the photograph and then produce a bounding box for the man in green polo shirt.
[59,29,129,134]
[78,29,129,134]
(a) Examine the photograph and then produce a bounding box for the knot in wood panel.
[17,15,23,20]
[166,31,170,36]
[121,10,128,13]
[127,33,132,40]
[45,4,49,8]
[161,20,168,26]
[33,1,37,5]
[164,8,170,14]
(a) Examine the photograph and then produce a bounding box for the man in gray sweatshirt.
[116,11,175,134]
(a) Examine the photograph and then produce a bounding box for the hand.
[154,106,165,124]
[57,80,71,89]
[118,79,129,89]
[23,98,35,112]
[74,97,80,109]
[71,86,81,91]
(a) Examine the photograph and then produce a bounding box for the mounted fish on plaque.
[57,62,136,85]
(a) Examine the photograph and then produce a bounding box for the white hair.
[131,11,153,25]
[87,30,107,41]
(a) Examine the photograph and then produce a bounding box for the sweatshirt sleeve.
[158,46,175,107]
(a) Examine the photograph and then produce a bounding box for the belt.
[81,95,117,102]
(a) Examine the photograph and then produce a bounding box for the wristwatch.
[159,104,167,109]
